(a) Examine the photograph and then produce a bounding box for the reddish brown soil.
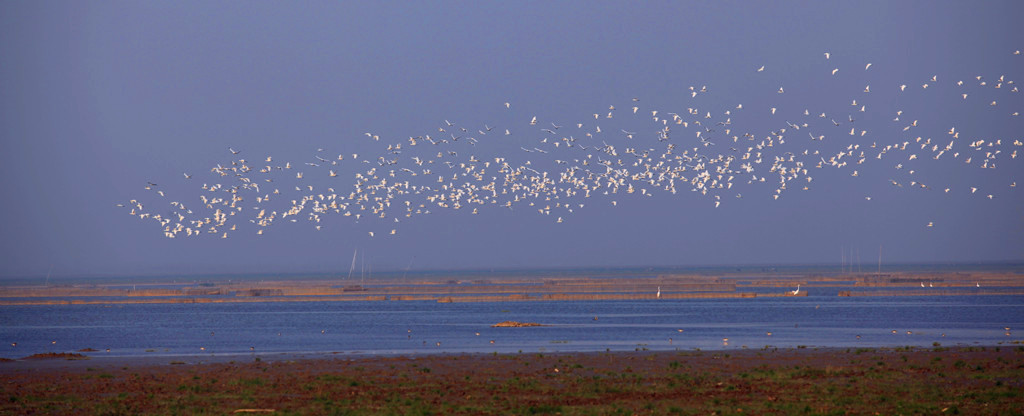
[21,352,87,360]
[2,346,1022,415]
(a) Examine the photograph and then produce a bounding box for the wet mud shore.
[3,269,1022,306]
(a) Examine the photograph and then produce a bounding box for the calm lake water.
[2,290,1021,360]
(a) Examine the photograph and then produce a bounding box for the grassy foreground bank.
[2,346,1022,415]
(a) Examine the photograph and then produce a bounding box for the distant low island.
[491,321,545,328]
[2,268,1022,306]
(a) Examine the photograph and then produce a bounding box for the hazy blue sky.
[1,1,1021,279]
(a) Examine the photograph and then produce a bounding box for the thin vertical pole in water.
[841,246,845,273]
[402,257,414,280]
[878,245,882,274]
[348,249,357,280]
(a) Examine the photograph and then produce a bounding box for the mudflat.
[3,346,1022,415]
[3,269,1023,306]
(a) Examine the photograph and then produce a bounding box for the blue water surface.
[2,291,1021,360]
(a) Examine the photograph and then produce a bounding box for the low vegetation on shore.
[2,346,1022,415]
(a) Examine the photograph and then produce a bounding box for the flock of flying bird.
[119,52,1022,240]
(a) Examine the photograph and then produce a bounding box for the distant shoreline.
[5,261,1022,284]
[2,267,1022,306]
